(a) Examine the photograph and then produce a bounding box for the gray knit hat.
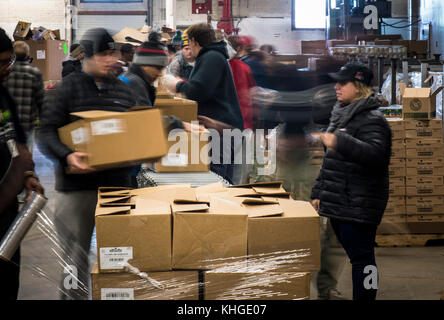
[132,32,169,67]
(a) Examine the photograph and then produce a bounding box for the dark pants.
[0,246,20,300]
[330,218,378,301]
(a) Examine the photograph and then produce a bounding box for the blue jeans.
[330,218,378,300]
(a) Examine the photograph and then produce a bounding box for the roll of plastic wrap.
[0,192,47,262]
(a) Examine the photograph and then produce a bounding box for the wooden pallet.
[376,234,444,247]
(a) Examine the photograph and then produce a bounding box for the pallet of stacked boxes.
[91,182,321,300]
[383,118,407,225]
[405,119,444,224]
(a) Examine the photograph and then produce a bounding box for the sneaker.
[328,288,347,300]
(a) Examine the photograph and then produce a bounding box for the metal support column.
[402,59,409,86]
[391,59,397,105]
[378,57,384,93]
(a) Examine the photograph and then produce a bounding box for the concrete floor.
[16,144,444,300]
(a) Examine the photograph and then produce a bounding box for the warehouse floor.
[15,145,444,300]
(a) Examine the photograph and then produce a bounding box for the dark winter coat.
[176,41,244,130]
[311,95,392,225]
[62,58,82,78]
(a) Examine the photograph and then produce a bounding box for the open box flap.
[95,205,131,217]
[229,181,283,189]
[70,110,122,119]
[133,198,171,215]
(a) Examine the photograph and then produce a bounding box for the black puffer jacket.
[311,96,392,225]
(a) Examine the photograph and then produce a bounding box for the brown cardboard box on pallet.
[402,87,444,119]
[390,147,406,158]
[384,202,406,216]
[91,265,199,300]
[406,176,443,186]
[407,215,444,223]
[24,40,68,81]
[404,119,442,129]
[406,195,444,206]
[407,167,444,176]
[58,108,168,170]
[204,271,311,300]
[406,158,444,167]
[382,215,407,223]
[405,139,443,148]
[389,166,406,177]
[406,185,444,196]
[389,177,405,187]
[405,128,442,139]
[389,158,405,166]
[386,118,405,130]
[389,185,406,196]
[406,204,444,215]
[391,130,405,140]
[406,147,444,158]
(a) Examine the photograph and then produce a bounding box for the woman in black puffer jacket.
[311,63,392,301]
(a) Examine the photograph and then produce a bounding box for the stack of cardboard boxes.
[91,182,321,300]
[381,85,444,230]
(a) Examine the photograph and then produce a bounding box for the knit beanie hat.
[172,30,182,46]
[133,32,169,67]
[181,29,189,48]
[70,43,85,58]
[79,28,115,58]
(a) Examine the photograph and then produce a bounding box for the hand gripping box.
[58,108,168,170]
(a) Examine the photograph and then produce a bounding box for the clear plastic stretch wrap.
[13,182,320,300]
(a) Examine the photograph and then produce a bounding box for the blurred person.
[118,43,135,73]
[161,23,244,184]
[119,32,198,187]
[311,63,392,301]
[167,44,177,64]
[38,28,139,300]
[62,43,85,78]
[6,41,44,152]
[236,36,269,88]
[0,28,44,300]
[168,29,195,81]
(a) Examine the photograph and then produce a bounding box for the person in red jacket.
[227,36,257,130]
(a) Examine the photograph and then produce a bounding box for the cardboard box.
[58,109,168,170]
[95,196,172,273]
[389,177,405,187]
[91,265,199,300]
[406,215,444,223]
[390,147,406,158]
[13,21,32,40]
[389,166,406,177]
[406,158,444,167]
[204,271,310,300]
[384,203,406,216]
[405,139,443,148]
[405,128,442,139]
[391,139,405,148]
[389,158,405,166]
[247,199,320,272]
[406,204,444,215]
[406,176,443,186]
[406,185,444,196]
[154,131,210,173]
[387,195,406,205]
[389,185,406,196]
[24,40,68,81]
[391,130,405,140]
[404,119,442,129]
[172,199,248,270]
[386,118,404,130]
[301,40,326,54]
[406,196,444,206]
[154,98,198,122]
[406,167,444,176]
[406,147,444,159]
[382,215,407,223]
[402,87,444,119]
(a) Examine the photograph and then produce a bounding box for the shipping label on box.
[402,87,444,119]
[405,128,442,139]
[406,176,443,186]
[406,196,444,206]
[406,185,444,196]
[406,147,444,159]
[406,204,444,215]
[91,265,199,300]
[406,167,444,176]
[389,166,406,177]
[59,109,168,170]
[406,158,444,167]
[404,119,442,130]
[391,147,406,158]
[204,271,310,300]
[405,139,443,148]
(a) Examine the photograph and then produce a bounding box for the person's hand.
[197,115,233,133]
[160,74,180,93]
[66,152,96,174]
[311,199,320,212]
[311,132,338,150]
[16,143,34,172]
[24,177,45,202]
[182,121,208,133]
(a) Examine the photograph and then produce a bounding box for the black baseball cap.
[328,63,373,86]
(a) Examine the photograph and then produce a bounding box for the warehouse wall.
[0,0,67,40]
[420,0,444,57]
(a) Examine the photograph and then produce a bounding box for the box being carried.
[402,87,444,119]
[58,108,168,170]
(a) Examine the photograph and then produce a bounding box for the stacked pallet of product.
[404,119,444,224]
[384,118,407,224]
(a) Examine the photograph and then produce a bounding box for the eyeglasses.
[0,54,16,70]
